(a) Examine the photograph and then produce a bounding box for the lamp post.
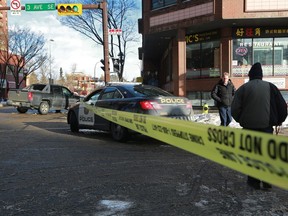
[49,39,54,84]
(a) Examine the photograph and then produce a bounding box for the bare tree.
[59,0,140,81]
[0,26,48,88]
[38,63,50,84]
[27,72,39,85]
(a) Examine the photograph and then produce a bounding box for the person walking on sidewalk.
[211,72,236,126]
[231,62,287,190]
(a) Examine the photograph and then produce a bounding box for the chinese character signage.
[232,27,288,38]
[186,30,220,44]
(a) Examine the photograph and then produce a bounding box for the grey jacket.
[231,79,287,128]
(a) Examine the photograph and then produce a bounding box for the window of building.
[151,0,177,10]
[186,40,220,79]
[186,91,214,107]
[274,38,288,76]
[232,37,288,77]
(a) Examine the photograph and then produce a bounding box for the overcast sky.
[7,0,142,81]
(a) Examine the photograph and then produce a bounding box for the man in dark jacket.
[231,62,287,190]
[211,72,236,126]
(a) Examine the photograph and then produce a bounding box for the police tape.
[87,105,288,190]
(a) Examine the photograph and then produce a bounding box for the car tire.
[110,123,129,142]
[16,107,28,113]
[38,101,49,115]
[69,112,79,133]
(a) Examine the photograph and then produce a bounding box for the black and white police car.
[67,83,194,142]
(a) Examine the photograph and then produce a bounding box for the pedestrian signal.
[57,4,82,16]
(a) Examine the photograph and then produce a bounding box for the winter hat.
[248,62,263,79]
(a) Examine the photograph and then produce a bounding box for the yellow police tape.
[87,105,288,190]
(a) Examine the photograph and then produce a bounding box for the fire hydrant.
[202,103,209,114]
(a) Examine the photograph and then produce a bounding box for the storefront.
[185,29,221,107]
[232,27,288,78]
[186,29,221,79]
[185,27,288,107]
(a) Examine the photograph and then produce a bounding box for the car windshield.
[131,85,173,97]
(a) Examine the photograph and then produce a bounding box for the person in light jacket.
[231,62,287,190]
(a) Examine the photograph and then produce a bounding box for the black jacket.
[231,79,287,128]
[211,79,236,107]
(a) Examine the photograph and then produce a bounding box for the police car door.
[78,89,102,128]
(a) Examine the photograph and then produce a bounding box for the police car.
[67,83,194,142]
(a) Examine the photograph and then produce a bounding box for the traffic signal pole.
[101,0,110,83]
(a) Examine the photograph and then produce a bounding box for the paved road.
[0,107,288,216]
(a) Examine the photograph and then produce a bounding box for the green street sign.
[25,3,56,11]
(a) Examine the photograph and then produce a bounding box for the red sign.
[108,29,122,35]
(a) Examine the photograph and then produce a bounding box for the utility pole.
[101,0,110,83]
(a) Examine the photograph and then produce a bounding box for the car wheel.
[38,101,49,115]
[69,112,79,132]
[16,107,28,113]
[110,123,128,142]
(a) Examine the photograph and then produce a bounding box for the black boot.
[247,176,260,190]
[262,182,272,189]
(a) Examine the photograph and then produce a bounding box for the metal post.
[49,39,54,84]
[102,0,110,83]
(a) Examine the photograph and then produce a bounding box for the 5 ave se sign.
[25,3,55,11]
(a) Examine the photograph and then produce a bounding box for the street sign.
[10,0,21,16]
[25,3,55,11]
[108,29,122,35]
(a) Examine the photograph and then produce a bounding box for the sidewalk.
[279,127,288,136]
[193,110,288,137]
[0,101,6,108]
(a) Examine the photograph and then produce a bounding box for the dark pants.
[245,126,274,189]
[218,106,232,126]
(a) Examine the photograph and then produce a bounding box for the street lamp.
[49,39,54,84]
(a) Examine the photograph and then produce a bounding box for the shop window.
[151,0,177,10]
[187,91,214,107]
[232,37,288,77]
[274,38,288,76]
[186,40,220,79]
[232,38,253,77]
[253,38,273,76]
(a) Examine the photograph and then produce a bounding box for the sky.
[7,0,142,81]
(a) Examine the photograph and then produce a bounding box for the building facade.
[140,0,288,107]
[0,0,9,99]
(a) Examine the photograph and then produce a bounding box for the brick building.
[0,0,26,100]
[0,0,9,99]
[140,0,288,107]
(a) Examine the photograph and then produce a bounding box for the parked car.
[7,84,80,114]
[67,83,194,142]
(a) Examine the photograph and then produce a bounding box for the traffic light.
[113,58,120,73]
[100,59,105,72]
[57,4,82,16]
[60,67,63,78]
[100,59,110,72]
